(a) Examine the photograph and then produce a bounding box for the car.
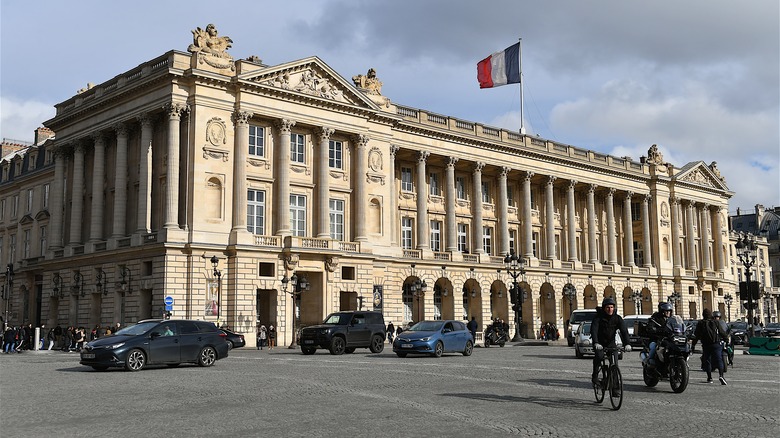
[299,311,386,355]
[763,322,780,337]
[220,328,246,350]
[574,321,624,358]
[80,319,229,371]
[728,321,764,344]
[393,320,473,358]
[567,309,597,346]
[623,315,651,348]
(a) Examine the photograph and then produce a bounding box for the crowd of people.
[2,322,122,353]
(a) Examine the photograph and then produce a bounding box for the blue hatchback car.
[393,320,474,358]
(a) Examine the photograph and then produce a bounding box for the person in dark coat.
[467,317,478,341]
[691,308,728,385]
[590,297,631,384]
[3,326,17,353]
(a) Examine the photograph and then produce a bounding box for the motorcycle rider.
[591,297,631,385]
[644,302,673,366]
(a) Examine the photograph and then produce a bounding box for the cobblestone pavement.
[0,344,777,437]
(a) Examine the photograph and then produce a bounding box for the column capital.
[353,133,370,147]
[546,175,556,186]
[568,179,578,190]
[500,166,510,177]
[417,150,430,163]
[625,191,634,200]
[606,187,616,196]
[670,196,680,205]
[137,112,155,128]
[164,102,189,120]
[643,193,652,203]
[447,156,459,168]
[90,131,106,145]
[275,118,296,133]
[473,161,485,173]
[700,203,710,210]
[523,170,535,181]
[390,144,400,157]
[588,184,598,194]
[231,110,254,126]
[113,122,129,137]
[316,126,335,141]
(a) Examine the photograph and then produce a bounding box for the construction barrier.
[745,336,780,356]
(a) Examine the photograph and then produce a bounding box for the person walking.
[46,326,56,350]
[691,308,728,385]
[257,325,267,350]
[386,321,395,343]
[467,317,478,342]
[267,325,276,349]
[3,326,16,353]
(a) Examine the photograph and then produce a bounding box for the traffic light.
[510,285,518,305]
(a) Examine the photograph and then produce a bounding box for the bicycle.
[593,346,624,410]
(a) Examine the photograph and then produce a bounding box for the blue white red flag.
[477,42,521,89]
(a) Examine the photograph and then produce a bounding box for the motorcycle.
[640,315,691,393]
[484,324,508,347]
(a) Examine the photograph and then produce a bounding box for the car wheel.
[301,347,316,355]
[226,340,234,350]
[125,349,146,371]
[432,341,444,358]
[198,346,217,367]
[91,365,109,371]
[499,342,505,348]
[484,338,491,348]
[344,347,356,354]
[396,352,407,358]
[575,346,583,359]
[369,335,385,353]
[462,340,473,356]
[329,337,346,355]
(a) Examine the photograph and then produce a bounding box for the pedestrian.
[691,308,728,385]
[467,317,478,341]
[75,327,86,351]
[257,325,267,350]
[53,324,62,348]
[386,321,395,343]
[267,325,276,349]
[3,326,16,353]
[62,326,73,352]
[46,326,56,350]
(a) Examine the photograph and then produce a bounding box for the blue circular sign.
[164,296,174,306]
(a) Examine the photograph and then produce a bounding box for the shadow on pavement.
[440,392,595,410]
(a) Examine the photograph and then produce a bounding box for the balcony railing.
[403,249,422,259]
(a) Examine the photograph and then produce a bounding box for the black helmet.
[712,311,721,318]
[658,302,673,313]
[602,297,616,307]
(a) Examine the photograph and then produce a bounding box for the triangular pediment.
[673,161,729,191]
[19,214,34,225]
[237,56,382,110]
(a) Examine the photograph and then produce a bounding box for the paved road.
[0,344,777,437]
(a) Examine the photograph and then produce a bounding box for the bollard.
[34,327,41,351]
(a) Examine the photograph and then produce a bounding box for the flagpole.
[518,38,525,135]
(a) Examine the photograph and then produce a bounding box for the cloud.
[0,97,55,141]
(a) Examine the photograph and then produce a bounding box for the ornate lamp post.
[630,289,643,315]
[724,293,733,322]
[210,256,222,324]
[503,250,526,342]
[52,273,64,299]
[735,234,758,338]
[284,273,309,348]
[667,291,682,315]
[2,263,14,328]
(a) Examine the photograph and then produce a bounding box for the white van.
[567,309,598,346]
[622,314,651,347]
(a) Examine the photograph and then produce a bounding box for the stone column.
[712,206,724,271]
[89,134,106,242]
[136,114,153,234]
[112,124,128,238]
[163,102,188,229]
[671,197,682,268]
[685,201,697,270]
[389,145,399,245]
[545,175,556,260]
[316,127,334,238]
[49,147,67,249]
[587,184,598,263]
[415,150,430,249]
[354,134,369,242]
[567,180,578,262]
[274,119,295,237]
[623,192,635,267]
[522,171,534,258]
[498,166,510,256]
[606,188,617,265]
[445,156,458,251]
[641,194,652,267]
[472,162,485,254]
[700,203,711,271]
[231,110,253,237]
[69,143,86,245]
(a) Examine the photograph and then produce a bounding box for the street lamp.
[667,290,682,314]
[503,250,526,342]
[96,269,107,295]
[119,266,132,294]
[3,263,14,328]
[763,294,771,326]
[724,293,734,322]
[284,273,309,348]
[630,289,643,315]
[52,273,64,299]
[563,283,576,314]
[735,234,758,338]
[73,271,84,297]
[210,256,222,324]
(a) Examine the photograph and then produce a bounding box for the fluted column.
[623,192,635,267]
[136,114,153,234]
[89,134,106,242]
[68,143,86,245]
[498,166,510,256]
[712,206,724,271]
[606,188,617,265]
[566,180,578,262]
[685,201,697,270]
[415,151,430,249]
[231,110,253,235]
[389,145,399,245]
[163,103,188,229]
[274,119,295,237]
[522,171,534,258]
[445,156,458,251]
[354,134,369,242]
[472,162,485,254]
[587,184,598,263]
[49,147,67,249]
[671,197,682,268]
[316,127,334,238]
[641,194,652,267]
[545,176,556,260]
[112,124,128,238]
[700,203,711,271]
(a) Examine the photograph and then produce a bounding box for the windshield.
[729,322,747,330]
[408,321,444,332]
[580,322,592,335]
[115,321,158,336]
[323,313,351,325]
[666,315,685,335]
[570,312,596,323]
[766,323,780,329]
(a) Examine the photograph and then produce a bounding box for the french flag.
[477,42,521,89]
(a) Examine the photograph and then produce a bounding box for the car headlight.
[319,328,329,335]
[108,342,125,350]
[419,337,431,342]
[582,339,591,346]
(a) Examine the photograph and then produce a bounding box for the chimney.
[35,127,55,145]
[736,207,741,216]
[755,204,765,227]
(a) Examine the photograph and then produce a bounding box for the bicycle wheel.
[608,366,623,410]
[593,366,606,403]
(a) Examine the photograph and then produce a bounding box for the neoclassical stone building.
[0,25,745,345]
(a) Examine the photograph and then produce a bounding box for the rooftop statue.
[352,68,383,95]
[188,24,233,60]
[709,161,726,183]
[646,144,665,166]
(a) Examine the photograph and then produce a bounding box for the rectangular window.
[329,199,344,241]
[429,173,440,196]
[483,226,493,255]
[247,189,266,235]
[634,241,644,266]
[430,220,441,252]
[554,234,560,258]
[23,229,30,259]
[401,167,413,192]
[458,224,468,253]
[290,133,305,164]
[26,189,33,213]
[329,140,343,169]
[0,199,4,220]
[509,230,517,255]
[9,234,16,264]
[482,182,490,203]
[11,195,18,217]
[401,217,414,249]
[249,125,265,157]
[631,202,641,222]
[532,232,539,258]
[290,194,307,236]
[530,190,537,210]
[42,184,50,209]
[507,186,516,207]
[39,226,47,257]
[0,237,3,263]
[456,177,466,200]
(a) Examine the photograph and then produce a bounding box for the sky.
[1,0,778,213]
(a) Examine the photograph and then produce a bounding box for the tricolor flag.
[477,42,521,89]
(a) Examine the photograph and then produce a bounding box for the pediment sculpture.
[352,68,383,95]
[709,161,726,184]
[646,144,665,166]
[188,24,235,70]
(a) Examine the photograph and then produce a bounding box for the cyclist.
[644,302,673,366]
[591,297,631,385]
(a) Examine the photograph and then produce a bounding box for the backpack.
[700,319,718,344]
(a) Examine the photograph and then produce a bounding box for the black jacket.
[591,309,629,348]
[645,311,669,341]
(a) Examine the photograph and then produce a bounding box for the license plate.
[402,343,413,348]
[303,340,314,344]
[82,353,95,359]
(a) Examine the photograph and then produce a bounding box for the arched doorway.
[603,286,616,311]
[562,283,578,335]
[622,287,635,315]
[641,288,653,315]
[490,280,508,322]
[583,285,598,309]
[402,276,426,324]
[462,279,482,327]
[688,301,697,319]
[433,278,454,320]
[539,283,556,334]
[519,281,533,338]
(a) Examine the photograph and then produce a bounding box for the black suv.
[299,311,386,355]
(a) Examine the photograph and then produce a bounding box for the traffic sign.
[164,296,174,306]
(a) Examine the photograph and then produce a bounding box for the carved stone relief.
[206,117,227,146]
